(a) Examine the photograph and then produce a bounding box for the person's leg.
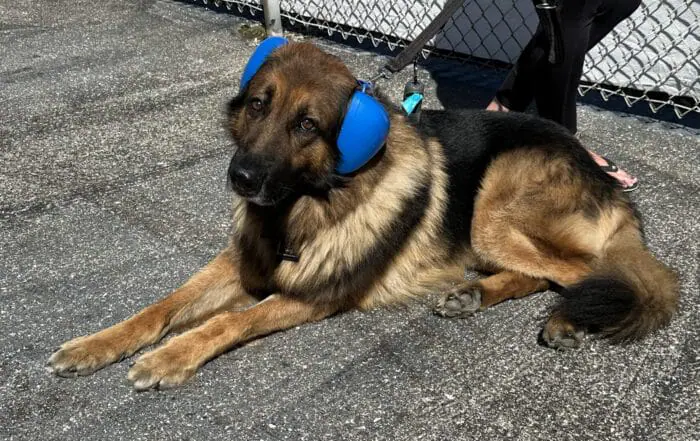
[489,1,599,125]
[588,0,642,49]
[490,0,642,121]
[580,0,642,190]
[487,0,639,190]
[532,0,602,133]
[488,27,549,112]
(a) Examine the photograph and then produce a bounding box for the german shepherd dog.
[48,41,678,390]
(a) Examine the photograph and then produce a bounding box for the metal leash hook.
[370,59,424,124]
[369,68,392,86]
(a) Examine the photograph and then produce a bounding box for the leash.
[381,0,465,79]
[369,0,564,123]
[370,0,464,124]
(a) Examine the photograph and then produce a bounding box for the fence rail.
[200,0,700,119]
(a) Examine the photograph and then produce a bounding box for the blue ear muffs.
[240,36,289,90]
[336,82,390,174]
[241,37,390,175]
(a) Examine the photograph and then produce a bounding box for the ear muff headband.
[241,37,390,175]
[240,36,288,90]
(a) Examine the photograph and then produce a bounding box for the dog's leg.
[468,230,592,346]
[48,250,254,377]
[127,294,337,390]
[470,222,597,347]
[435,271,549,318]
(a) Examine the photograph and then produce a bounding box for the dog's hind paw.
[434,286,482,318]
[539,316,584,350]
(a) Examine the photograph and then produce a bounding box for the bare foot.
[486,98,509,112]
[587,150,639,191]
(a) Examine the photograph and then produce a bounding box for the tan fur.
[48,41,678,388]
[47,252,254,377]
[475,272,550,308]
[127,294,334,389]
[589,222,679,342]
[471,149,632,285]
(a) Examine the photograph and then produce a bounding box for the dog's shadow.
[421,58,507,111]
[420,56,700,130]
[420,58,542,117]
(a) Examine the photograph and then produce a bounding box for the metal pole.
[262,0,283,36]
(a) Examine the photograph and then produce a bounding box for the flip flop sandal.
[599,156,639,192]
[621,180,640,192]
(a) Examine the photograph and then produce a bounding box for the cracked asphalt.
[1,1,698,440]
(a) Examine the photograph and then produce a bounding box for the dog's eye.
[299,118,316,132]
[249,98,263,112]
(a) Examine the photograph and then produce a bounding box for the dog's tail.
[553,224,679,343]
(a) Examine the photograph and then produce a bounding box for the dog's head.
[227,42,363,206]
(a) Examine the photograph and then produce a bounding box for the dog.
[47,39,679,390]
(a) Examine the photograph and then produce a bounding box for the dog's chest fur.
[230,151,437,304]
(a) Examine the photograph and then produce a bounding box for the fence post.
[262,0,283,36]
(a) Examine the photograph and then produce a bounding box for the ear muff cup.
[241,37,390,175]
[336,89,390,174]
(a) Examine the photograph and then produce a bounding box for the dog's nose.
[229,165,262,196]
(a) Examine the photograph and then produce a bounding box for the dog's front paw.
[434,285,482,318]
[47,336,124,377]
[127,347,197,391]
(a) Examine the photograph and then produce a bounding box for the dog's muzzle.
[228,157,266,198]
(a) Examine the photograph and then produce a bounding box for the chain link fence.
[201,0,700,119]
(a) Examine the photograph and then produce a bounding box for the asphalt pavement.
[1,1,698,440]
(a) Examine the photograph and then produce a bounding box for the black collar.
[277,239,299,262]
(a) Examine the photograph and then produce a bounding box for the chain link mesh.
[212,0,699,118]
[206,0,262,15]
